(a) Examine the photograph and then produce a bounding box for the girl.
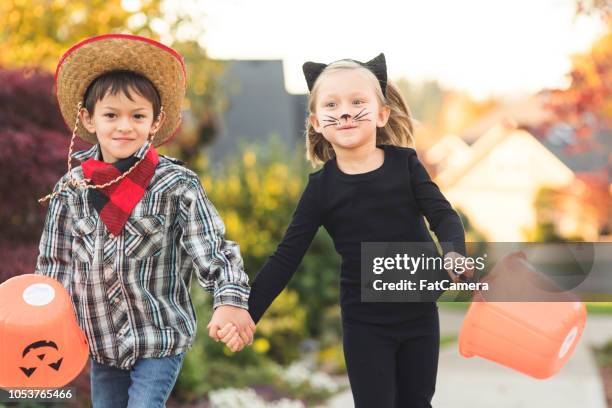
[236,53,466,407]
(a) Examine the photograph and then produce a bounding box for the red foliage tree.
[541,5,611,154]
[0,67,86,282]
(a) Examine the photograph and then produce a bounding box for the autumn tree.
[0,1,225,279]
[542,1,611,153]
[0,0,164,71]
[0,68,72,280]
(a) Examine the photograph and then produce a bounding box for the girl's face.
[310,69,390,152]
[80,88,164,163]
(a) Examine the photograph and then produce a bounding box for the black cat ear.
[302,61,327,92]
[363,53,387,96]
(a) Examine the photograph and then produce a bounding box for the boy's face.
[80,88,164,163]
[310,69,390,153]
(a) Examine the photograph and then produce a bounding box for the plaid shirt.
[35,141,250,369]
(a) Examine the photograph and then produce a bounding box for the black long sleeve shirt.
[248,145,466,324]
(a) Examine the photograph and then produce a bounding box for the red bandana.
[82,146,159,236]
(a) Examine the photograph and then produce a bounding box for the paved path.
[323,309,611,407]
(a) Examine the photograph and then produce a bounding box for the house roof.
[529,126,611,172]
[445,90,611,185]
[208,59,307,163]
[424,133,469,166]
[436,120,519,187]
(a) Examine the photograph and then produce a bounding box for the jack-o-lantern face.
[19,340,63,378]
[0,275,90,388]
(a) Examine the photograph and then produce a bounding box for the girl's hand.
[217,323,246,352]
[443,251,474,283]
[207,305,256,346]
[216,322,235,342]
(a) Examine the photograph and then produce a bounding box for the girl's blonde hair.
[305,60,415,166]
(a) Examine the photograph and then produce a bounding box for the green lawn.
[585,302,612,315]
[440,334,458,348]
[438,301,612,315]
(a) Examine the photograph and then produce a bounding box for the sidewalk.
[324,309,611,408]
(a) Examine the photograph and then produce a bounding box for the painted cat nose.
[340,113,351,120]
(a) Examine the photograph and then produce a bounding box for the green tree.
[0,0,163,70]
[202,140,341,341]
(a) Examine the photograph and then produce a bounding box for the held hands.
[206,305,256,352]
[215,323,248,352]
[443,251,475,283]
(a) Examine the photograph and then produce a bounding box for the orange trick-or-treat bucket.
[0,274,89,388]
[458,252,587,379]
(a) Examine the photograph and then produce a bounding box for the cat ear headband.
[302,53,387,97]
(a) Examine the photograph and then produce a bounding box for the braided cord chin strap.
[38,103,164,204]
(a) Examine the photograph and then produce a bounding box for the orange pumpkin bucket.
[0,274,89,388]
[458,253,587,379]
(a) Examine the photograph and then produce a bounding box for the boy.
[36,34,254,408]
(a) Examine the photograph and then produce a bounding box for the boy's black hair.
[83,70,161,118]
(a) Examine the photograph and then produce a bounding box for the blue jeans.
[90,353,185,408]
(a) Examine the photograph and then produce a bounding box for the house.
[434,121,575,241]
[424,133,471,175]
[207,59,307,164]
[528,124,612,241]
[428,91,611,242]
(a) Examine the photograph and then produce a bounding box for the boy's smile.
[80,89,164,163]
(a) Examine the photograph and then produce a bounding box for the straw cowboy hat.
[55,34,186,147]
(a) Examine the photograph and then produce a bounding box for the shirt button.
[114,297,121,304]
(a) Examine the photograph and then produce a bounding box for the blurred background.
[0,0,611,406]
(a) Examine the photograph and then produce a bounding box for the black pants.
[342,309,440,408]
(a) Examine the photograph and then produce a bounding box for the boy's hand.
[207,305,256,346]
[216,323,246,352]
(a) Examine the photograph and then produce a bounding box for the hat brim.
[55,34,186,147]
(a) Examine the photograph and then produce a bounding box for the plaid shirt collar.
[71,140,152,162]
